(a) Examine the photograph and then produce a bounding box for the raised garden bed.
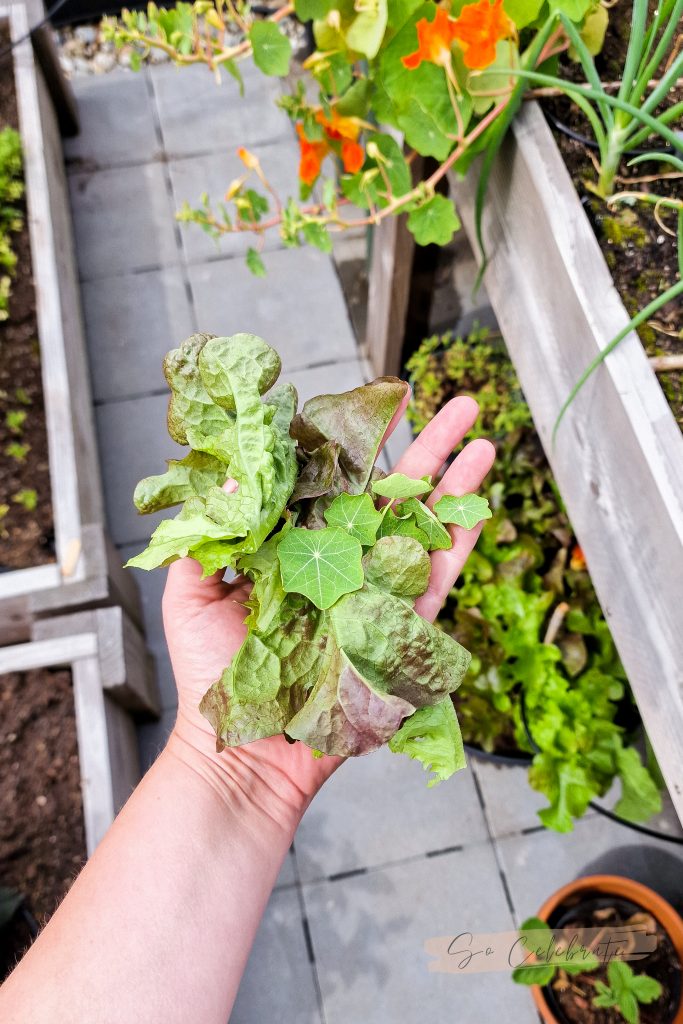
[0,607,156,865]
[449,98,683,826]
[0,1,140,643]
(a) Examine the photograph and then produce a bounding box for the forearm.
[0,731,303,1024]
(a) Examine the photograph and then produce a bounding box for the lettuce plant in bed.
[407,327,663,829]
[127,332,491,784]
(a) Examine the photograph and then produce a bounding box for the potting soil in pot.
[546,894,682,1024]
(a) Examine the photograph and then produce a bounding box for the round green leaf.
[324,492,383,545]
[249,22,292,77]
[434,493,492,530]
[372,472,432,500]
[277,526,364,609]
[407,194,461,246]
[363,536,431,598]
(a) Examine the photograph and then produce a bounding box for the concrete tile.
[284,359,369,405]
[96,393,184,546]
[138,706,175,771]
[151,62,291,158]
[64,70,160,170]
[471,758,548,839]
[69,163,179,280]
[188,247,358,370]
[169,139,301,262]
[497,815,683,922]
[297,748,488,882]
[303,845,538,1024]
[230,887,321,1024]
[82,267,194,402]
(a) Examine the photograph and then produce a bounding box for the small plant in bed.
[127,332,491,781]
[406,326,664,829]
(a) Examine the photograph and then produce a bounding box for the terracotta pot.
[530,875,683,1024]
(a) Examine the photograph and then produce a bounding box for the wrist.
[165,718,309,835]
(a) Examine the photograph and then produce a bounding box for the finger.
[415,438,496,622]
[390,396,479,480]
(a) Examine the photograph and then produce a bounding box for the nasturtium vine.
[130,332,490,781]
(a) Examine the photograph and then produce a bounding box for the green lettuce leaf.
[388,698,466,785]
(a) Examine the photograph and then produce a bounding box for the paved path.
[65,61,682,1024]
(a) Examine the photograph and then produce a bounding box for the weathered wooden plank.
[34,606,161,715]
[450,101,683,823]
[366,211,416,377]
[0,632,98,673]
[0,4,142,637]
[0,629,142,854]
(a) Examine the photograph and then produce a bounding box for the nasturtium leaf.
[372,472,432,500]
[547,0,592,21]
[277,526,364,609]
[345,0,388,58]
[324,492,384,545]
[573,2,608,56]
[388,698,466,785]
[249,21,292,76]
[434,492,492,530]
[294,0,333,19]
[377,506,430,548]
[398,498,452,550]
[503,0,544,29]
[302,221,332,253]
[246,247,266,277]
[341,132,411,211]
[407,194,461,246]
[363,536,431,598]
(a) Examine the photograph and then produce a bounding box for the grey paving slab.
[151,62,291,158]
[497,814,683,922]
[96,393,183,545]
[296,747,489,882]
[230,887,321,1024]
[69,163,179,280]
[471,759,548,839]
[64,70,160,171]
[82,267,194,402]
[169,138,301,262]
[188,247,358,370]
[118,543,168,653]
[285,358,370,405]
[303,844,538,1024]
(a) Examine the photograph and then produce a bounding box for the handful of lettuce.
[128,333,490,784]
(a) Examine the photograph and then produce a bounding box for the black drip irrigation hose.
[542,107,678,160]
[519,692,683,846]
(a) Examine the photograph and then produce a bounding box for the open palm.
[162,394,494,807]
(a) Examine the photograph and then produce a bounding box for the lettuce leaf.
[130,334,477,784]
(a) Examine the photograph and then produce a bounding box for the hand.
[162,394,494,820]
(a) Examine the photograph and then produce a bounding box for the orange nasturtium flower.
[570,544,587,571]
[296,112,365,186]
[451,0,512,70]
[401,7,459,70]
